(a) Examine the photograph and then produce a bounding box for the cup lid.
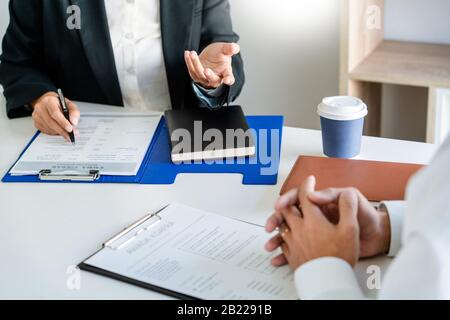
[317,96,368,121]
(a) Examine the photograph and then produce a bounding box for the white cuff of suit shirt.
[294,201,406,300]
[294,257,365,300]
[379,201,406,257]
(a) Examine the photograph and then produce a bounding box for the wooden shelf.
[350,40,450,89]
[341,0,450,142]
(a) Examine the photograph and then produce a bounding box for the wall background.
[384,0,450,45]
[381,0,450,141]
[229,0,340,129]
[0,0,8,54]
[0,0,449,139]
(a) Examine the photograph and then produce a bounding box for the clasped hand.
[265,176,391,270]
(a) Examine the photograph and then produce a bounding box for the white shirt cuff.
[380,201,406,257]
[295,257,365,300]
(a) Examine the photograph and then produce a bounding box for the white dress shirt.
[295,135,450,299]
[104,0,171,111]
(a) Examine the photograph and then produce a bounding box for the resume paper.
[10,114,160,176]
[83,203,297,300]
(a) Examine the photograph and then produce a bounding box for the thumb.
[298,176,317,210]
[222,43,240,56]
[338,190,358,228]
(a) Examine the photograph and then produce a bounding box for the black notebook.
[164,106,256,163]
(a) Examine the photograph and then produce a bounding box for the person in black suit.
[0,0,245,142]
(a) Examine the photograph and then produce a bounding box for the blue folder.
[2,115,284,185]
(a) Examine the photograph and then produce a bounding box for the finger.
[275,188,300,212]
[185,53,200,82]
[222,43,240,56]
[299,176,316,205]
[308,188,342,205]
[299,176,327,222]
[66,99,80,126]
[280,206,302,232]
[279,222,294,243]
[265,211,284,233]
[184,51,200,82]
[308,188,342,223]
[281,242,290,256]
[190,51,207,82]
[47,119,70,142]
[47,102,73,133]
[271,253,288,267]
[265,234,284,252]
[222,67,235,86]
[40,108,70,141]
[310,187,372,226]
[338,189,359,229]
[33,117,56,135]
[204,68,222,88]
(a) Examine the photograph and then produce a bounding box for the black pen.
[57,88,75,145]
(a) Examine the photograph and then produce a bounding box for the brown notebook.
[281,156,425,201]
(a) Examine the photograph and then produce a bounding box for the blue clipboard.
[2,115,284,185]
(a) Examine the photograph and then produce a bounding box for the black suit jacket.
[0,0,245,118]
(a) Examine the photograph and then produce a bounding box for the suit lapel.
[160,0,194,109]
[70,0,123,105]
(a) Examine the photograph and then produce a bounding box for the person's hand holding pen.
[30,91,80,143]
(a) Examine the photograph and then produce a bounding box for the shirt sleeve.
[294,257,366,300]
[192,82,229,109]
[379,233,446,299]
[379,201,406,257]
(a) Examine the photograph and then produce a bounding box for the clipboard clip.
[38,169,100,182]
[104,205,169,250]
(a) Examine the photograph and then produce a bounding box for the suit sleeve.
[199,0,245,105]
[0,0,57,119]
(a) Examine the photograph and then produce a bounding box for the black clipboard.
[78,262,197,300]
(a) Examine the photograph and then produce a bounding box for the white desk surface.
[0,100,438,299]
